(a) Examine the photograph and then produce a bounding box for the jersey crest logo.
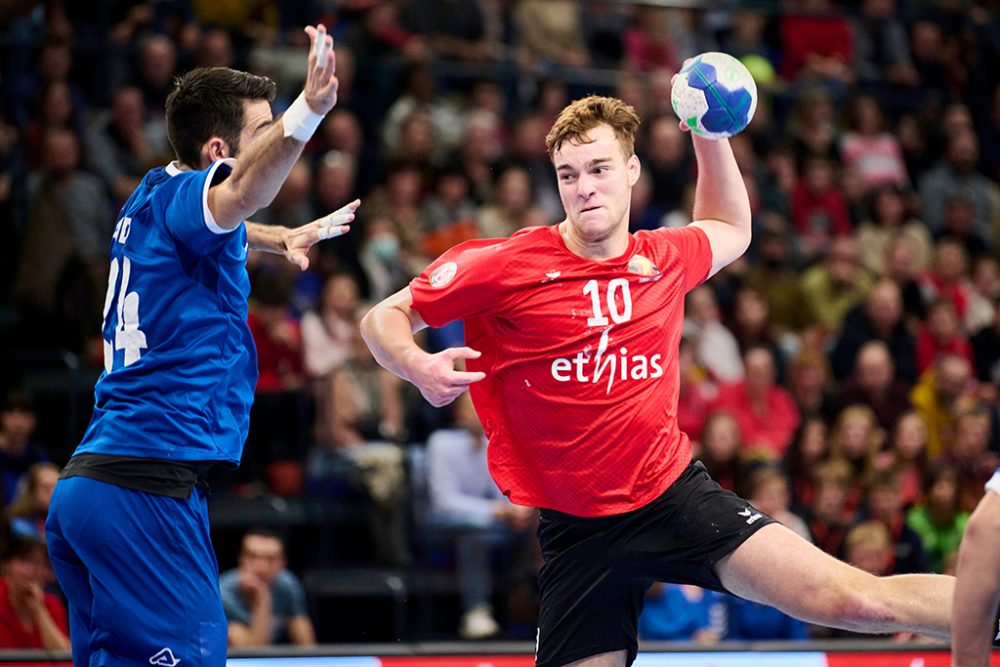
[627,254,660,277]
[429,261,458,288]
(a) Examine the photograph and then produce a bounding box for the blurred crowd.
[1,0,1000,647]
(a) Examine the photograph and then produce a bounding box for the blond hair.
[844,520,891,554]
[545,96,640,159]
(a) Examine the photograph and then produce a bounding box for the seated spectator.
[918,130,1000,241]
[8,463,59,539]
[476,164,535,239]
[831,279,917,382]
[910,353,979,458]
[854,184,932,277]
[0,535,70,650]
[786,345,837,424]
[863,470,930,575]
[638,583,723,643]
[742,226,813,336]
[728,286,784,375]
[301,273,361,380]
[799,236,874,337]
[425,393,536,640]
[247,274,305,392]
[850,0,918,91]
[420,163,479,258]
[778,0,853,87]
[965,256,1000,334]
[804,458,857,558]
[875,411,930,510]
[676,336,717,450]
[513,0,590,70]
[0,393,48,507]
[883,235,929,327]
[828,404,884,513]
[697,412,746,492]
[683,286,743,383]
[790,156,853,262]
[622,5,679,73]
[972,295,1000,386]
[918,239,973,323]
[712,346,800,458]
[744,466,811,543]
[905,463,969,573]
[219,528,316,647]
[839,94,908,193]
[783,417,830,513]
[940,408,999,513]
[936,194,992,262]
[915,298,975,375]
[359,216,414,303]
[844,520,894,577]
[836,340,912,430]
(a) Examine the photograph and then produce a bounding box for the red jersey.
[410,225,713,516]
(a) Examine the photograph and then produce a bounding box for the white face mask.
[369,234,400,262]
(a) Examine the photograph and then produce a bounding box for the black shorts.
[534,460,776,667]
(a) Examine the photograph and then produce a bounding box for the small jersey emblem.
[429,261,458,288]
[627,254,660,277]
[149,648,180,667]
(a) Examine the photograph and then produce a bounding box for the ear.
[200,137,230,167]
[627,153,641,187]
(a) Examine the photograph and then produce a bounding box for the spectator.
[477,164,535,239]
[940,408,999,514]
[919,130,1000,240]
[134,34,178,115]
[965,256,1000,334]
[744,466,811,543]
[883,235,929,327]
[971,296,1000,386]
[804,458,857,558]
[918,238,973,322]
[854,184,932,277]
[728,286,784,372]
[402,0,498,63]
[790,156,853,262]
[8,463,59,539]
[803,237,876,341]
[453,109,504,205]
[638,583,724,643]
[300,273,361,380]
[253,158,315,230]
[839,93,908,193]
[712,346,800,458]
[844,520,893,577]
[836,340,912,431]
[915,298,975,375]
[683,286,743,384]
[783,416,830,513]
[22,81,83,169]
[906,463,969,573]
[876,411,931,510]
[219,528,316,646]
[622,6,679,73]
[363,160,431,267]
[742,226,813,335]
[827,404,884,513]
[697,412,746,492]
[910,353,979,458]
[0,536,69,650]
[639,114,693,217]
[936,194,992,262]
[513,0,590,70]
[778,0,854,87]
[831,279,917,382]
[786,346,837,425]
[420,163,479,259]
[864,470,930,575]
[425,392,537,639]
[677,336,717,447]
[247,274,305,393]
[850,0,917,91]
[359,215,413,303]
[0,393,47,508]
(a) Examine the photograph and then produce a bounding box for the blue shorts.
[46,476,227,667]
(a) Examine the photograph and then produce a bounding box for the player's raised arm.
[208,24,339,229]
[687,133,752,278]
[360,287,485,408]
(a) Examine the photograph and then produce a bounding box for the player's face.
[553,124,640,244]
[234,99,274,157]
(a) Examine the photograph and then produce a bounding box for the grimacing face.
[553,124,640,246]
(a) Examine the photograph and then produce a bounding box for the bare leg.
[716,523,953,639]
[559,650,627,667]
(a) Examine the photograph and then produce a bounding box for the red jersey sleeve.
[410,238,514,328]
[657,225,713,292]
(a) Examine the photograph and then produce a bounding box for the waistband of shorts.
[61,453,214,499]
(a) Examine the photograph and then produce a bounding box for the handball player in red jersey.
[361,96,957,667]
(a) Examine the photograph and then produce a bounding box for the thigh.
[50,476,227,667]
[534,516,648,667]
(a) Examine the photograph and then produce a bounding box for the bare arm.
[33,596,70,651]
[359,287,485,408]
[227,592,273,647]
[952,490,1000,666]
[208,24,338,229]
[688,134,752,278]
[287,615,317,646]
[246,199,359,270]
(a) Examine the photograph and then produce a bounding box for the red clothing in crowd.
[779,12,852,81]
[711,382,801,456]
[915,327,975,374]
[0,579,69,649]
[247,310,304,392]
[411,225,713,517]
[790,180,853,242]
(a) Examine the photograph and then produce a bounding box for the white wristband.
[282,92,324,142]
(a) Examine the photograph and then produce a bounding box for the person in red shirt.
[0,535,70,650]
[361,94,958,667]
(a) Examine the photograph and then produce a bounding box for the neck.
[557,219,630,261]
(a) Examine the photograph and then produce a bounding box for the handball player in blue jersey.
[45,24,355,667]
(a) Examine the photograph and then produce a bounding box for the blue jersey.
[75,160,257,466]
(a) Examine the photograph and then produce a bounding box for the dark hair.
[243,526,284,545]
[3,534,47,563]
[165,67,276,167]
[2,390,35,413]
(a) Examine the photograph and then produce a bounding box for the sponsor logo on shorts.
[738,507,764,525]
[149,648,180,666]
[429,261,457,288]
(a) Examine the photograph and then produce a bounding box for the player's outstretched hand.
[283,198,360,270]
[412,346,486,408]
[303,24,338,115]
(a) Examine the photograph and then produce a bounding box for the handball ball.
[671,52,758,140]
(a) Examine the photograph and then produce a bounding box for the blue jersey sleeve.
[160,159,241,254]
